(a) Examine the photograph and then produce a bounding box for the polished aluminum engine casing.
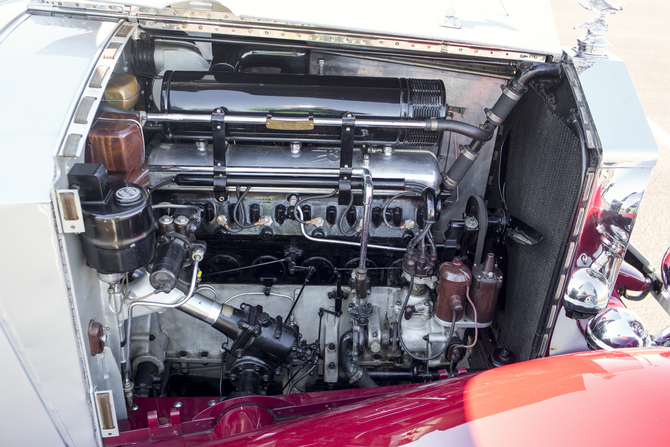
[148,143,442,238]
[148,143,442,192]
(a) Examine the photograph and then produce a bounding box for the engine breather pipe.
[443,62,562,189]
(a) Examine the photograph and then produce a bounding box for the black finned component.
[372,207,383,228]
[275,204,287,225]
[68,163,110,203]
[131,33,156,75]
[346,205,357,227]
[249,203,261,224]
[326,206,337,225]
[392,207,403,227]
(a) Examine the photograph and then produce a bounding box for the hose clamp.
[460,147,480,162]
[501,85,523,101]
[484,108,504,126]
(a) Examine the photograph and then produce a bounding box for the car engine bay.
[60,25,588,416]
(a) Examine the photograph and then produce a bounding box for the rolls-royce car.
[2,0,670,445]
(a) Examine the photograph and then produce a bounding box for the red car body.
[109,348,670,446]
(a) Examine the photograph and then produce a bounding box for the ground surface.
[551,0,670,333]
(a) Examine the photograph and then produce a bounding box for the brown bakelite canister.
[466,253,503,324]
[436,259,471,324]
[87,112,144,174]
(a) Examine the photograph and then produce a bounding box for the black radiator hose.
[443,62,562,189]
[339,331,378,388]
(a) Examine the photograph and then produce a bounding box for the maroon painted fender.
[209,348,670,447]
[113,348,670,446]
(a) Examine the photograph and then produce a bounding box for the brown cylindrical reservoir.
[436,259,471,324]
[466,253,503,324]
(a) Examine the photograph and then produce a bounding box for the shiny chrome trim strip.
[28,1,548,61]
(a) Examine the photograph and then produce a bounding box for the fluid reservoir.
[68,163,156,274]
[436,259,471,325]
[467,253,503,324]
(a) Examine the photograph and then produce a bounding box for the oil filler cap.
[115,186,142,205]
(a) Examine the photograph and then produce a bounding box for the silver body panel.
[0,14,120,446]
[549,53,658,356]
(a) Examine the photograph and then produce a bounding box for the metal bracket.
[440,1,461,29]
[323,309,340,383]
[212,109,227,202]
[95,390,120,438]
[55,189,85,233]
[339,112,355,205]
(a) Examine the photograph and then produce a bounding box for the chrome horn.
[586,307,650,350]
[563,268,610,318]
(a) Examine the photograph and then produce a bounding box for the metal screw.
[328,343,336,352]
[208,400,217,406]
[328,362,336,370]
[174,402,182,408]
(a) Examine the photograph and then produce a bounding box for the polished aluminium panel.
[579,56,658,168]
[28,0,561,59]
[0,14,119,446]
[149,144,442,191]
